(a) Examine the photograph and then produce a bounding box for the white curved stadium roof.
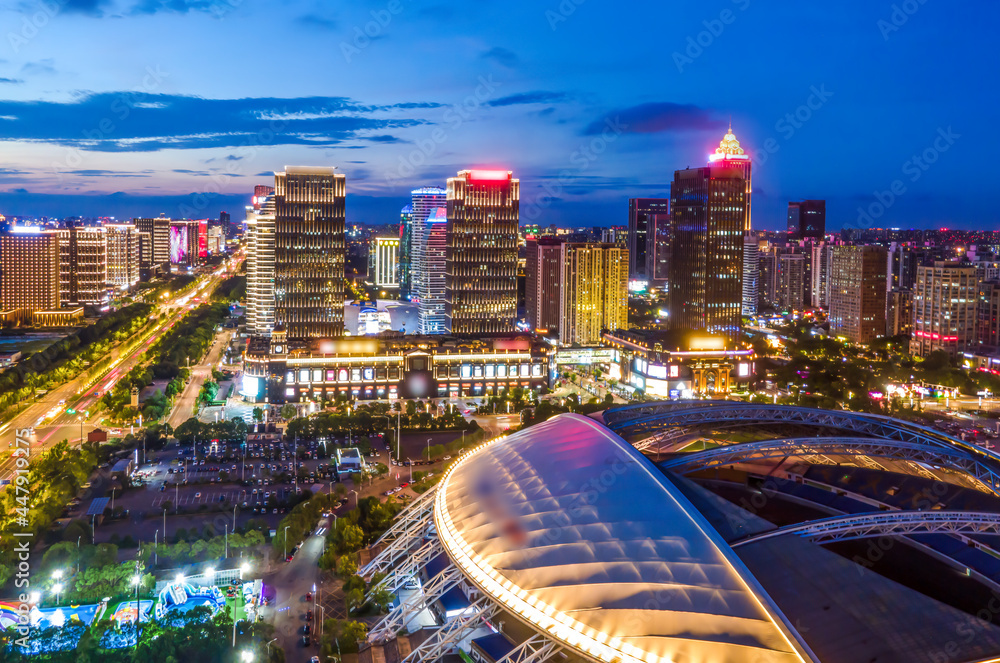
[434,413,815,663]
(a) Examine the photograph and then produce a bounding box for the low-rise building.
[602,329,755,398]
[243,329,551,403]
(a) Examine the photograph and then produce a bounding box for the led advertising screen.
[170,224,188,264]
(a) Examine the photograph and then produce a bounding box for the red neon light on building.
[467,170,510,182]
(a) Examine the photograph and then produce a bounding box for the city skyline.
[0,1,994,229]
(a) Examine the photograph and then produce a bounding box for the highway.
[0,257,242,482]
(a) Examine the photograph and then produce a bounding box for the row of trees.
[0,303,153,417]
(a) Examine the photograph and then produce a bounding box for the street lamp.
[239,562,250,580]
[241,652,254,663]
[52,583,64,605]
[131,574,142,634]
[283,526,290,560]
[350,489,358,506]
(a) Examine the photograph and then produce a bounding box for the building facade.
[525,237,563,333]
[829,246,888,344]
[370,237,400,289]
[273,166,347,339]
[559,243,629,345]
[787,200,826,240]
[105,224,140,291]
[243,333,550,403]
[56,226,107,306]
[627,198,669,285]
[668,129,749,339]
[887,287,914,337]
[1,230,61,313]
[741,234,759,317]
[810,242,832,308]
[978,280,1000,348]
[398,204,413,298]
[246,194,276,336]
[911,261,977,357]
[134,215,170,271]
[416,208,448,335]
[445,170,519,334]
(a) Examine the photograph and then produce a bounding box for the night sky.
[0,0,995,230]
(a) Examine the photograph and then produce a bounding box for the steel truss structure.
[367,537,444,599]
[604,401,1000,495]
[658,436,1000,494]
[401,596,498,663]
[633,427,689,452]
[373,485,439,548]
[369,565,466,643]
[360,511,434,578]
[493,634,563,663]
[731,510,1000,546]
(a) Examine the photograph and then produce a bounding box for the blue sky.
[0,0,995,229]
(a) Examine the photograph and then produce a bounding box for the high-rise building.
[408,188,447,306]
[887,288,913,337]
[668,128,749,339]
[169,219,204,266]
[559,242,629,345]
[829,246,888,344]
[370,237,399,289]
[105,224,140,291]
[219,211,231,238]
[886,243,924,291]
[977,280,1000,348]
[525,237,563,333]
[787,200,826,240]
[810,242,833,308]
[1,230,60,312]
[776,252,806,311]
[416,207,448,335]
[134,215,170,271]
[398,204,414,298]
[56,226,107,306]
[911,261,977,357]
[627,199,669,285]
[246,194,276,336]
[445,170,518,334]
[273,166,346,339]
[741,234,759,317]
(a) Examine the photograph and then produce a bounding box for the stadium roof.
[434,413,815,663]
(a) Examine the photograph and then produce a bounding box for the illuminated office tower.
[668,128,750,339]
[105,224,140,290]
[445,169,519,334]
[1,229,60,312]
[910,261,977,357]
[134,215,170,270]
[416,207,448,334]
[370,237,399,289]
[398,204,413,298]
[559,242,629,345]
[526,236,564,333]
[273,166,346,339]
[407,188,446,303]
[246,194,276,336]
[56,226,107,306]
[829,245,888,344]
[810,242,833,308]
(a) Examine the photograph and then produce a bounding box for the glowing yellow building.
[559,242,628,345]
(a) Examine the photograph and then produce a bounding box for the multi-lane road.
[0,259,242,483]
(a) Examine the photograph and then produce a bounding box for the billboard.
[170,224,188,264]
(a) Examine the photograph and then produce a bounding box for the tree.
[280,403,297,420]
[336,554,358,577]
[252,406,264,422]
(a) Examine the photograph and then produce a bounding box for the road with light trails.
[0,257,243,482]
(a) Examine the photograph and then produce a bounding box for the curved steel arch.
[606,400,999,465]
[658,436,1000,496]
[731,510,1000,546]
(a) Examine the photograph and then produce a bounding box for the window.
[299,369,310,383]
[485,364,495,378]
